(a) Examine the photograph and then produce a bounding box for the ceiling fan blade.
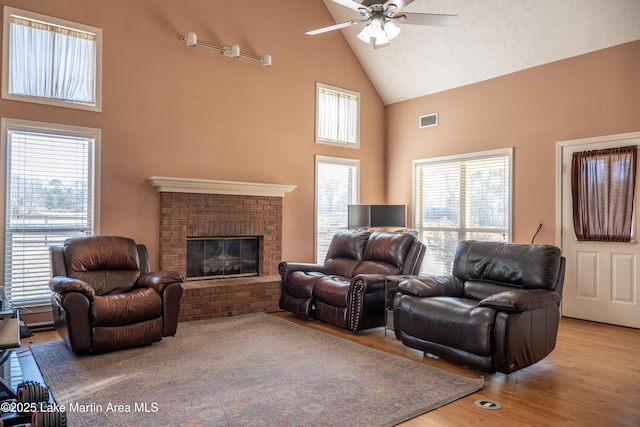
[397,12,457,27]
[331,0,367,12]
[384,0,414,11]
[305,19,367,35]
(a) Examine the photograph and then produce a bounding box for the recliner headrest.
[362,232,416,268]
[64,235,140,273]
[62,235,141,295]
[324,230,371,263]
[452,240,562,290]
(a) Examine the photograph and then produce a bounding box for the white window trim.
[315,82,360,149]
[412,147,514,241]
[0,117,101,306]
[315,155,360,262]
[1,6,103,112]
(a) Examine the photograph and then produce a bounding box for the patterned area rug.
[30,313,483,426]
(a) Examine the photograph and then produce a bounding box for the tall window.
[315,156,359,263]
[414,148,512,274]
[2,6,102,111]
[1,119,99,305]
[315,83,360,148]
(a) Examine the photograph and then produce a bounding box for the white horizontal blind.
[415,149,511,274]
[316,156,359,263]
[316,83,359,147]
[3,122,96,305]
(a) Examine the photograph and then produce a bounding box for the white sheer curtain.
[8,16,96,104]
[317,85,359,145]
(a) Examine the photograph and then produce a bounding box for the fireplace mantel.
[148,176,296,197]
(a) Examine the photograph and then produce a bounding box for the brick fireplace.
[149,177,296,321]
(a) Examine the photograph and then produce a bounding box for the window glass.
[2,6,102,111]
[315,156,359,263]
[572,146,637,241]
[414,148,512,274]
[316,83,360,147]
[1,119,99,305]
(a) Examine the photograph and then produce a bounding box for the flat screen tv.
[348,205,406,229]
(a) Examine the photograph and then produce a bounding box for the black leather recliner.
[393,240,565,374]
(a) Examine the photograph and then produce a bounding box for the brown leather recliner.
[394,240,565,374]
[49,235,184,353]
[279,230,426,331]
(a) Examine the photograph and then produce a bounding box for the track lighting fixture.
[181,32,272,67]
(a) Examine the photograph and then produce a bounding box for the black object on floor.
[19,321,32,339]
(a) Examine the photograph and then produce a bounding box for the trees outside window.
[414,148,512,274]
[1,119,99,305]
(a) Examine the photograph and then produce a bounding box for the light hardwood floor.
[25,314,639,427]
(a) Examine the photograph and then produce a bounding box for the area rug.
[30,313,483,426]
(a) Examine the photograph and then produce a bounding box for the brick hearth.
[179,275,280,321]
[150,177,296,322]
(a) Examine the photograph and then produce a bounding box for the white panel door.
[558,132,640,328]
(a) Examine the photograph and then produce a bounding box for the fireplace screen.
[186,237,259,280]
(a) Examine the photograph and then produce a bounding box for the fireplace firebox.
[186,237,259,281]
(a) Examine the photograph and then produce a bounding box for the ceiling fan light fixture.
[373,31,390,47]
[357,18,401,46]
[366,19,383,38]
[384,21,401,40]
[307,1,458,48]
[357,26,372,43]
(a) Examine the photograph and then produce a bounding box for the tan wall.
[0,0,386,266]
[386,40,640,245]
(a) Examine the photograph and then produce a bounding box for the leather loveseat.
[49,235,184,353]
[279,230,426,331]
[394,240,565,374]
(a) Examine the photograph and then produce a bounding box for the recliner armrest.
[278,261,325,282]
[137,271,185,293]
[347,273,388,331]
[397,276,464,298]
[478,289,561,312]
[350,273,387,292]
[49,276,95,299]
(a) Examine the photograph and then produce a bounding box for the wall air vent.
[419,113,438,128]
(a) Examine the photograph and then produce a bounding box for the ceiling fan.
[306,0,457,48]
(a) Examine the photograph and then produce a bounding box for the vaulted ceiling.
[317,0,640,105]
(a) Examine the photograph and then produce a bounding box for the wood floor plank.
[22,315,640,426]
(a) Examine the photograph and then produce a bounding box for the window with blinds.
[1,119,99,305]
[2,6,102,111]
[315,155,359,263]
[414,148,512,274]
[315,83,360,147]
